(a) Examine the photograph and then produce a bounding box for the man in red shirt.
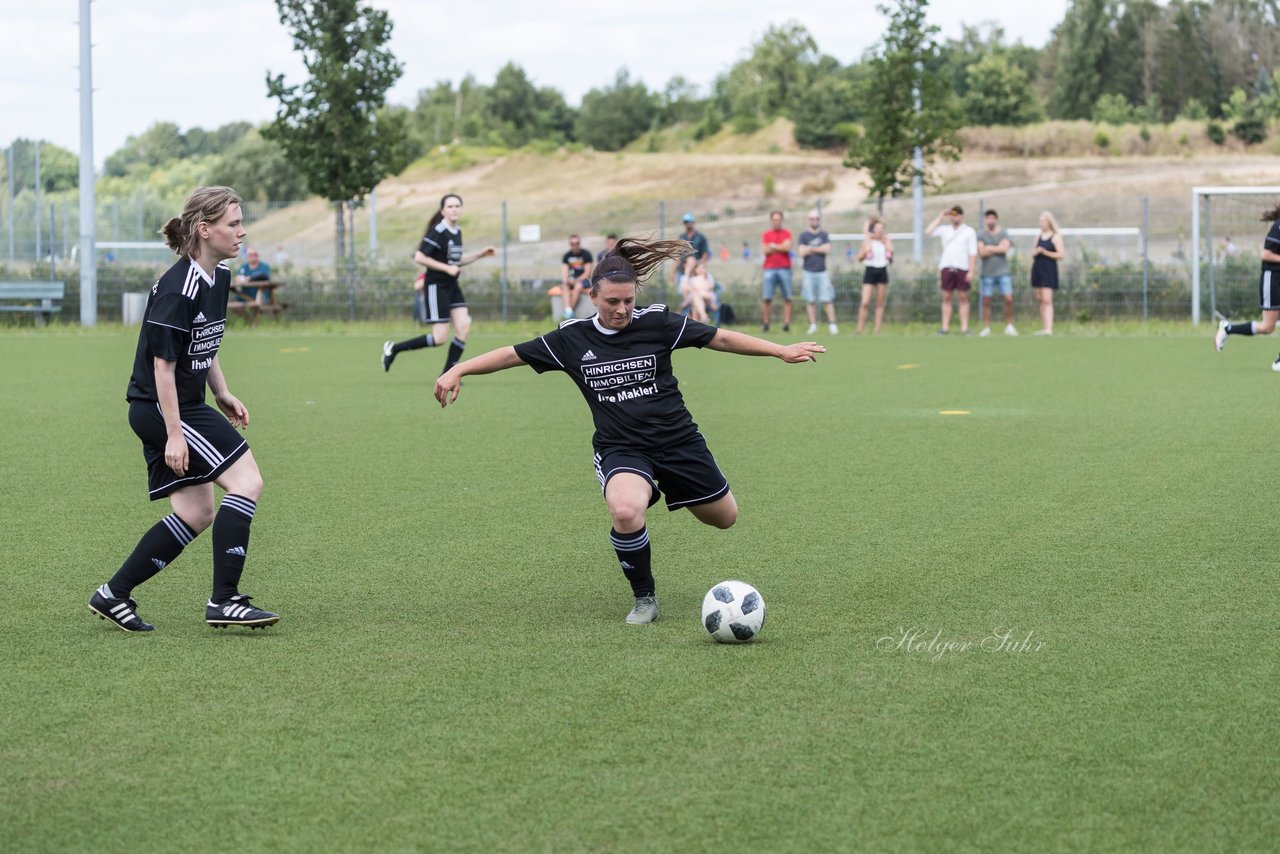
[761,210,793,332]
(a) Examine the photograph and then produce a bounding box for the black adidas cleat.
[88,585,154,632]
[382,341,395,372]
[205,594,280,629]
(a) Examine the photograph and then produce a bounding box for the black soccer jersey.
[419,221,464,286]
[126,257,231,405]
[562,248,593,280]
[513,305,719,451]
[1264,220,1280,273]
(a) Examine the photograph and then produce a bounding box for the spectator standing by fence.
[761,210,793,332]
[798,210,837,335]
[926,205,977,335]
[1031,211,1064,336]
[681,214,710,263]
[857,216,892,335]
[977,210,1017,337]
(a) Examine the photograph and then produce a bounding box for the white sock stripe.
[221,495,257,519]
[611,532,650,550]
[179,422,224,467]
[452,337,465,348]
[161,515,194,545]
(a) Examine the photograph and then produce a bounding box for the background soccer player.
[433,237,824,625]
[383,193,496,374]
[1215,201,1280,370]
[89,186,278,632]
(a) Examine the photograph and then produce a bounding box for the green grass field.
[1,321,1276,851]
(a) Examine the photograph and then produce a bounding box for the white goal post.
[1192,186,1280,325]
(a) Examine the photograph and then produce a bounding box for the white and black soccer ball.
[701,580,766,643]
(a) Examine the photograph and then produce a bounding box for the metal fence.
[0,189,1246,326]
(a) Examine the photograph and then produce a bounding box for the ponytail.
[1262,202,1280,222]
[591,237,691,292]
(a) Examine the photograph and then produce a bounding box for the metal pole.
[136,190,143,240]
[79,0,97,325]
[6,146,13,262]
[501,199,509,322]
[369,186,378,257]
[112,198,119,240]
[347,200,357,321]
[911,61,924,265]
[34,140,41,263]
[1191,190,1200,326]
[49,204,56,279]
[1206,195,1215,319]
[1142,195,1150,321]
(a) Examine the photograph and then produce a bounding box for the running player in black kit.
[1215,201,1280,370]
[383,193,496,374]
[434,237,825,624]
[88,186,279,632]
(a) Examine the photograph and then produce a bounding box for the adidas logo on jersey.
[582,349,597,361]
[194,312,207,323]
[151,558,167,569]
[224,546,246,557]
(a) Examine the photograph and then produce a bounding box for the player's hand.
[215,393,250,429]
[445,264,461,277]
[434,369,462,408]
[780,342,826,363]
[480,246,497,258]
[965,270,973,284]
[164,434,189,477]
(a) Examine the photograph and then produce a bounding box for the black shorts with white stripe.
[594,434,730,512]
[419,280,467,324]
[128,401,249,500]
[1260,269,1280,311]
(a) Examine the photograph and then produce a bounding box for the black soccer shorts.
[128,401,249,500]
[594,434,730,511]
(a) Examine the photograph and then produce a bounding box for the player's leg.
[857,284,872,333]
[205,450,278,628]
[781,271,793,330]
[822,274,837,332]
[384,283,449,371]
[940,281,953,333]
[874,283,888,333]
[90,484,214,632]
[1002,276,1016,333]
[804,272,818,333]
[687,492,738,529]
[761,271,775,331]
[604,471,659,624]
[443,306,471,373]
[1042,286,1054,333]
[957,279,971,333]
[979,277,993,334]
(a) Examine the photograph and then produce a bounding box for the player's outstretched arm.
[706,329,825,363]
[434,346,527,408]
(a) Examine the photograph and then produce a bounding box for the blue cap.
[682,213,695,223]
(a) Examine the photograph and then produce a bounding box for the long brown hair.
[161,186,243,258]
[425,193,462,235]
[591,237,690,292]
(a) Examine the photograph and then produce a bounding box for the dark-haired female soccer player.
[1215,201,1280,370]
[383,193,496,374]
[88,186,279,631]
[433,237,825,624]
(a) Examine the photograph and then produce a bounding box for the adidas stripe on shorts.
[128,401,249,500]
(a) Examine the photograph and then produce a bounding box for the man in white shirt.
[925,205,978,335]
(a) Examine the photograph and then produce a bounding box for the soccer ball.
[701,580,766,643]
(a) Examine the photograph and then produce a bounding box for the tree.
[723,21,820,124]
[207,129,310,202]
[489,63,540,146]
[3,139,78,193]
[791,59,861,149]
[575,69,659,151]
[104,122,186,177]
[843,0,962,211]
[265,0,410,292]
[962,54,1044,126]
[1049,0,1112,119]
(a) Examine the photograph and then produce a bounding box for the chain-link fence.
[0,189,1248,326]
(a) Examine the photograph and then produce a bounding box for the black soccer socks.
[107,514,196,598]
[443,337,466,373]
[211,495,256,604]
[1227,322,1256,336]
[392,333,436,354]
[611,526,654,598]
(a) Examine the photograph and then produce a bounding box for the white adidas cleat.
[1215,321,1229,352]
[625,596,659,625]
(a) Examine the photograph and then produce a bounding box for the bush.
[1233,110,1267,145]
[1094,129,1111,149]
[1207,122,1226,145]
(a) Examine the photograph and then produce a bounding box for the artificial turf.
[1,321,1276,851]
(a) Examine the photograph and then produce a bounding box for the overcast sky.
[0,0,1068,166]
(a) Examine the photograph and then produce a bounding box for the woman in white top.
[856,217,893,334]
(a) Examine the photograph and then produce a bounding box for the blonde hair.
[1039,210,1060,235]
[161,186,243,258]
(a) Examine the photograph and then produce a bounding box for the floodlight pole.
[6,146,14,261]
[1190,189,1200,326]
[34,141,42,263]
[911,61,924,264]
[78,0,97,325]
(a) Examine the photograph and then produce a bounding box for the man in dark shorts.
[926,205,978,335]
